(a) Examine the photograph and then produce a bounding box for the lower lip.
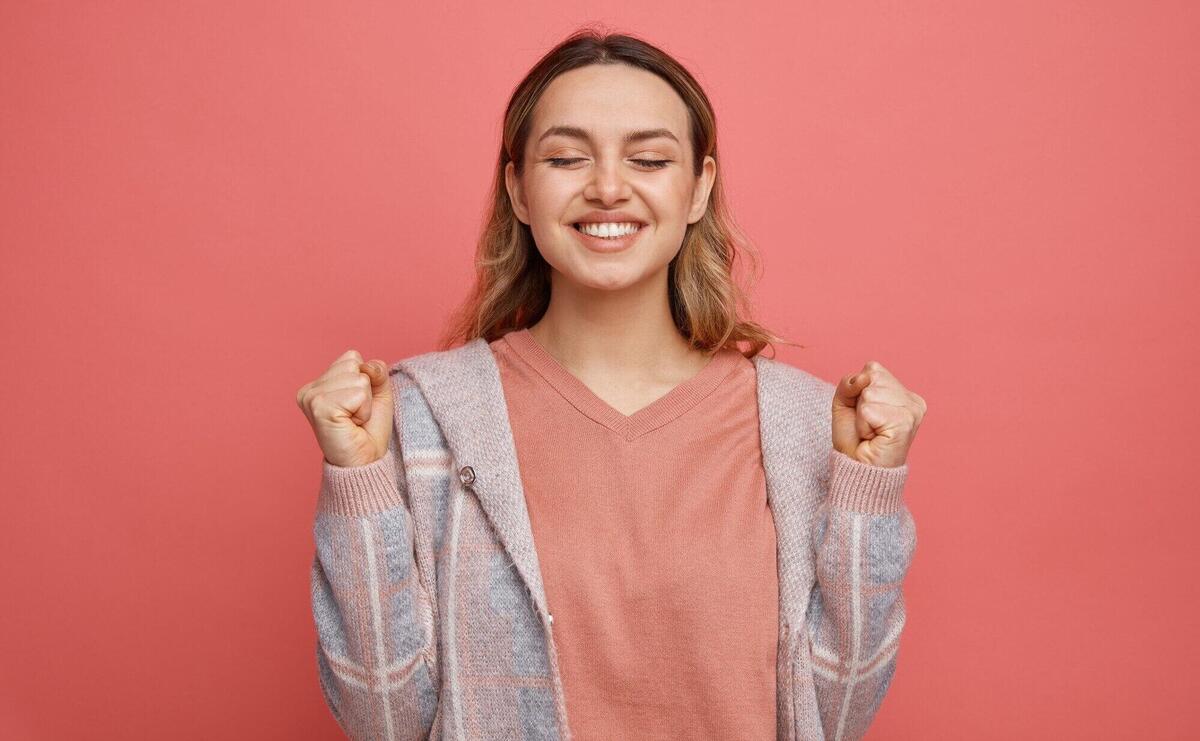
[570,224,648,253]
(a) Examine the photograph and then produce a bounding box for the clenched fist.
[832,360,927,468]
[295,349,394,468]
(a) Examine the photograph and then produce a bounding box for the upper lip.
[571,210,648,226]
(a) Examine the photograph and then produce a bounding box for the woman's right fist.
[295,349,394,468]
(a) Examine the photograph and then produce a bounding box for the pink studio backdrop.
[2,2,1197,739]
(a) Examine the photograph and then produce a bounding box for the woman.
[297,28,926,741]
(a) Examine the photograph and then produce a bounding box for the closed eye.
[546,157,671,170]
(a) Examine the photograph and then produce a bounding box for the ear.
[505,161,530,225]
[686,155,717,224]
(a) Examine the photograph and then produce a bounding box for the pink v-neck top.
[489,328,779,740]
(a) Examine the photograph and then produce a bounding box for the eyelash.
[547,157,671,170]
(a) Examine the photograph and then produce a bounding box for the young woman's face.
[505,63,716,293]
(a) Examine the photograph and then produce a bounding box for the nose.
[583,158,632,204]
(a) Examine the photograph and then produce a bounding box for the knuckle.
[909,392,927,413]
[298,384,316,408]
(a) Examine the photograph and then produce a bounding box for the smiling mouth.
[570,223,648,238]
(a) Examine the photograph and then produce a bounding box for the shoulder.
[385,338,493,383]
[751,353,837,403]
[382,338,498,421]
[379,343,486,447]
[751,355,837,468]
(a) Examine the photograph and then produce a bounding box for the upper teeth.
[576,222,642,238]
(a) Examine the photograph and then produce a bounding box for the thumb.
[832,373,864,455]
[362,359,392,402]
[833,373,864,410]
[357,360,394,450]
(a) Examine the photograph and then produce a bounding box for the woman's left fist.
[832,360,927,468]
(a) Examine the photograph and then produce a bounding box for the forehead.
[531,64,689,146]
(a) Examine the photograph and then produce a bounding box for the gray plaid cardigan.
[310,337,917,740]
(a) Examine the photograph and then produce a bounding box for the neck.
[527,268,708,381]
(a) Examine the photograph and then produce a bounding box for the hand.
[295,349,394,468]
[832,360,927,468]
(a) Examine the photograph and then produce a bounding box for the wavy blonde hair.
[438,26,800,359]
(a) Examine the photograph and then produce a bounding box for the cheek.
[649,178,696,219]
[523,173,574,211]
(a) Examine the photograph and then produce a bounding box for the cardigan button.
[458,466,476,486]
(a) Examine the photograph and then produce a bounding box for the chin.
[569,265,658,292]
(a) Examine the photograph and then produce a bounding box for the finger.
[858,401,904,441]
[321,357,366,383]
[859,382,912,407]
[861,402,919,439]
[312,385,371,425]
[869,356,911,381]
[856,403,876,440]
[861,360,894,379]
[325,349,364,375]
[322,371,373,395]
[857,366,904,391]
[359,360,388,389]
[833,373,865,408]
[910,391,928,418]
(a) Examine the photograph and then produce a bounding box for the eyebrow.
[536,125,680,146]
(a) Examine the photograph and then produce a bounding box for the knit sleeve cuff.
[826,448,909,514]
[318,448,407,517]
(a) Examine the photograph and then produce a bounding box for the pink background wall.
[3,2,1197,738]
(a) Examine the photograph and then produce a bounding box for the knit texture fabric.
[309,337,917,740]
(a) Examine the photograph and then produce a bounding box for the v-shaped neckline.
[501,328,743,441]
